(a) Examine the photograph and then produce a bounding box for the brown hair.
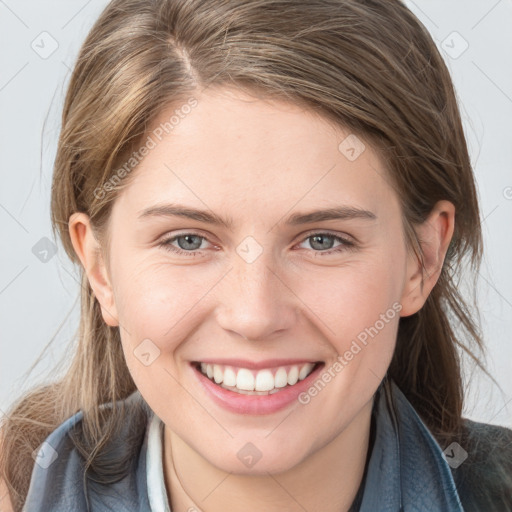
[0,0,489,509]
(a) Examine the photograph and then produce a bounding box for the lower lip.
[192,363,325,415]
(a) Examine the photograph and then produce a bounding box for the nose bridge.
[216,239,295,340]
[234,250,276,302]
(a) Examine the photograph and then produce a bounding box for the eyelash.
[157,231,356,257]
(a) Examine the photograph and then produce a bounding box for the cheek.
[113,261,209,342]
[297,256,403,341]
[112,264,199,416]
[109,264,200,392]
[292,260,403,432]
[290,252,405,404]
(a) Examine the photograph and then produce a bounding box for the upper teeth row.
[200,362,316,391]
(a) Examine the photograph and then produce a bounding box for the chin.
[204,442,310,476]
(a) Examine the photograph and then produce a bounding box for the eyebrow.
[137,203,377,229]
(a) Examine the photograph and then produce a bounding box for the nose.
[215,252,297,342]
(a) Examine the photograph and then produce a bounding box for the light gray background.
[0,0,511,426]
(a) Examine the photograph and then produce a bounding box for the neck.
[162,398,374,512]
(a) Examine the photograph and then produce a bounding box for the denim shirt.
[22,379,512,511]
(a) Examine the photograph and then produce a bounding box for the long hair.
[0,0,486,509]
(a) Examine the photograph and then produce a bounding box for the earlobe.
[399,200,455,317]
[68,212,119,327]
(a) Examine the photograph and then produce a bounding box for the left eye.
[298,233,354,254]
[158,233,210,256]
[158,232,355,257]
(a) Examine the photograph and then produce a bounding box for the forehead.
[112,87,399,224]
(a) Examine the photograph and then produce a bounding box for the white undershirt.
[146,412,172,512]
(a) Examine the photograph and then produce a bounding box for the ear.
[68,212,119,327]
[399,200,455,317]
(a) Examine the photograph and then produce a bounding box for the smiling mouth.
[192,361,322,395]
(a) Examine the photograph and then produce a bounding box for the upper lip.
[192,358,322,370]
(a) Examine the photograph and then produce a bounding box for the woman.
[1,0,511,510]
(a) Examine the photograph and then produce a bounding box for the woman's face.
[88,87,425,474]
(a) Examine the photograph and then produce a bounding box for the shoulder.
[386,380,512,510]
[450,418,512,511]
[24,390,153,511]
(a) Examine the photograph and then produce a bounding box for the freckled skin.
[69,86,454,512]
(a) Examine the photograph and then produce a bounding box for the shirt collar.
[357,378,464,511]
[146,412,171,512]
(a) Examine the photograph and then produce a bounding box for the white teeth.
[299,363,315,380]
[274,367,288,388]
[236,368,255,391]
[213,365,224,384]
[287,366,299,386]
[199,362,318,393]
[255,370,274,391]
[221,385,272,395]
[223,367,237,387]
